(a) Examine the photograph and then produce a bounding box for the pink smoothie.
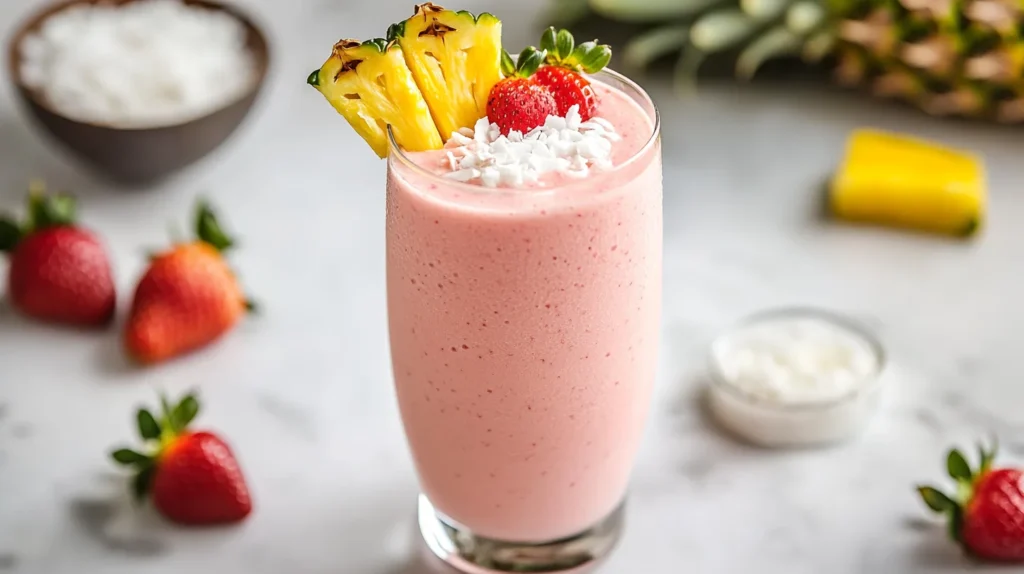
[386,77,662,543]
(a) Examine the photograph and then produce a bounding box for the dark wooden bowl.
[6,0,271,185]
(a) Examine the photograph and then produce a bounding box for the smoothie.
[307,5,663,562]
[386,77,662,542]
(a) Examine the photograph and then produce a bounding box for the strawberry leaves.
[0,181,78,253]
[110,391,203,501]
[538,27,612,74]
[137,408,162,440]
[917,439,1003,549]
[502,47,547,79]
[195,200,235,253]
[948,449,973,482]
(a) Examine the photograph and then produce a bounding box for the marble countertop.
[3,0,1024,572]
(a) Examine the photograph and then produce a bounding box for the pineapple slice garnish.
[307,38,442,158]
[388,3,503,140]
[830,129,986,237]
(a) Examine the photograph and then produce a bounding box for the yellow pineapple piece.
[388,4,503,140]
[307,39,442,158]
[830,129,986,237]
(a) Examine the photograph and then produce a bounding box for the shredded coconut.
[18,0,257,128]
[441,105,622,188]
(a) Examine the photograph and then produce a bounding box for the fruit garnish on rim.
[307,38,442,158]
[388,3,503,141]
[486,46,558,136]
[110,392,252,525]
[534,27,612,121]
[917,440,1024,562]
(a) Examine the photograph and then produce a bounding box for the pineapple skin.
[390,9,503,140]
[830,129,986,237]
[310,39,443,158]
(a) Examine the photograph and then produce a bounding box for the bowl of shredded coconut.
[7,0,270,184]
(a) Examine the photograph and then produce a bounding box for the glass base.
[417,495,625,573]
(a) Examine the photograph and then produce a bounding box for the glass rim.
[386,66,661,196]
[707,306,888,413]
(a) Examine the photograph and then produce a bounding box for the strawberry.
[918,440,1024,562]
[534,28,612,121]
[111,392,252,525]
[0,182,115,327]
[124,201,253,364]
[486,47,557,136]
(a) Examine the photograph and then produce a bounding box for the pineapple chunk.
[388,4,503,140]
[308,39,442,158]
[830,129,986,237]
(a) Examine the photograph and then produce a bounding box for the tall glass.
[385,69,662,573]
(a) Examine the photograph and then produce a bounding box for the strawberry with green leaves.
[0,182,115,327]
[486,46,558,136]
[111,392,252,525]
[124,201,253,364]
[535,27,612,121]
[918,441,1024,562]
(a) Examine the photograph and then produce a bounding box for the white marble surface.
[2,0,1024,572]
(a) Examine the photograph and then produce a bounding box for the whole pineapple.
[558,0,1024,123]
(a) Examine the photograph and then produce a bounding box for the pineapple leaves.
[590,0,714,21]
[740,0,789,20]
[690,9,763,53]
[736,26,803,80]
[802,30,836,63]
[786,1,827,33]
[306,69,320,87]
[624,24,691,69]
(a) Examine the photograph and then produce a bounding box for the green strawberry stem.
[916,439,1000,548]
[0,181,78,253]
[194,200,235,252]
[502,46,548,78]
[110,391,202,501]
[539,27,612,74]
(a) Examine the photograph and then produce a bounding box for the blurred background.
[1,0,1024,573]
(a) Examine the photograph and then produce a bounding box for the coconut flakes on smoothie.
[439,105,620,187]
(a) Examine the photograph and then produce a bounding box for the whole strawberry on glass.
[0,181,115,327]
[124,201,253,364]
[486,46,558,136]
[110,392,253,525]
[534,27,612,122]
[918,441,1024,562]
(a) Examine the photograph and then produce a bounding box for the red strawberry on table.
[0,181,115,327]
[111,392,252,525]
[124,201,253,364]
[917,441,1024,561]
[534,27,612,121]
[486,46,558,136]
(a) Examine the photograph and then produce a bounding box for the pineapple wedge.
[307,39,442,158]
[388,4,503,140]
[830,129,986,237]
